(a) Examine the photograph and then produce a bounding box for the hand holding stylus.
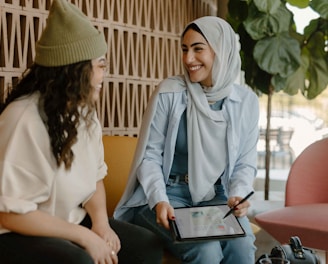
[223,191,254,219]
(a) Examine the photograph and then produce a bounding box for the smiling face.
[90,56,107,102]
[181,29,215,87]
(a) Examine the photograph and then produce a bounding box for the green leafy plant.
[227,0,328,199]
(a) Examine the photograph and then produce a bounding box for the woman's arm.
[0,209,117,263]
[0,209,88,242]
[84,180,121,253]
[84,180,109,228]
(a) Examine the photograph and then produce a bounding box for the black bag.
[256,236,320,264]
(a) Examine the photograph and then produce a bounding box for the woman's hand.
[154,201,175,230]
[82,229,118,264]
[91,222,121,254]
[227,196,250,218]
[83,179,120,262]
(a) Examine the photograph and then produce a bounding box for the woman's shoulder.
[1,93,43,130]
[157,75,187,93]
[0,93,48,153]
[2,93,39,115]
[231,83,258,101]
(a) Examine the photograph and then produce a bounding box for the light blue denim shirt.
[114,78,259,221]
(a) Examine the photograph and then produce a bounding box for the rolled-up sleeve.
[0,160,54,214]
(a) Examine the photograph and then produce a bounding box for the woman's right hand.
[154,201,175,230]
[83,230,118,264]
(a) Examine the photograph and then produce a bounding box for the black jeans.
[0,216,163,264]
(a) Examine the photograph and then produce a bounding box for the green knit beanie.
[35,0,107,67]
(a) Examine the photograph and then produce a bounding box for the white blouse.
[0,93,107,234]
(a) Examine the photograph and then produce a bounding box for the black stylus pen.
[222,191,254,219]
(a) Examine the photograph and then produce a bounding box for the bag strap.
[255,254,270,264]
[290,236,306,260]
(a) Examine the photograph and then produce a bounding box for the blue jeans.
[134,180,256,264]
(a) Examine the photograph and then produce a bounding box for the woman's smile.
[181,29,215,87]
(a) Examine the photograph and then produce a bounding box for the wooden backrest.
[285,137,328,206]
[102,135,138,216]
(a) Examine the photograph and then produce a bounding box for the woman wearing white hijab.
[115,16,258,263]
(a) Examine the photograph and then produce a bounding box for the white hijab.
[184,16,241,202]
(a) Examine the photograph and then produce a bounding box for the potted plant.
[227,0,328,199]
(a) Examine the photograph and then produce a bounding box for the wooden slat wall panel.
[0,0,217,136]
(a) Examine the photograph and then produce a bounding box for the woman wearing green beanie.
[0,0,162,263]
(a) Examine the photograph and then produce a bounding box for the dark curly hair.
[0,61,96,170]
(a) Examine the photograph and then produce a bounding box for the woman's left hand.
[91,222,121,254]
[227,196,250,218]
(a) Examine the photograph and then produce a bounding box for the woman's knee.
[110,218,163,264]
[221,235,256,264]
[177,241,223,264]
[33,238,94,264]
[0,234,94,264]
[64,246,94,264]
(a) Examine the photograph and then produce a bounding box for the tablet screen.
[170,205,246,242]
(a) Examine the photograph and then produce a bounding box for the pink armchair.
[255,137,328,255]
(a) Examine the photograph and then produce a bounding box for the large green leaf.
[243,4,270,40]
[286,0,310,8]
[307,30,327,58]
[243,3,292,40]
[310,0,328,19]
[284,32,328,100]
[305,56,328,99]
[303,17,328,44]
[303,19,320,40]
[271,74,287,92]
[284,54,310,95]
[253,32,301,77]
[254,0,280,14]
[303,32,328,99]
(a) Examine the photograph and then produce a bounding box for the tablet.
[169,205,246,242]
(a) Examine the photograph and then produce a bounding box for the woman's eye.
[98,63,108,71]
